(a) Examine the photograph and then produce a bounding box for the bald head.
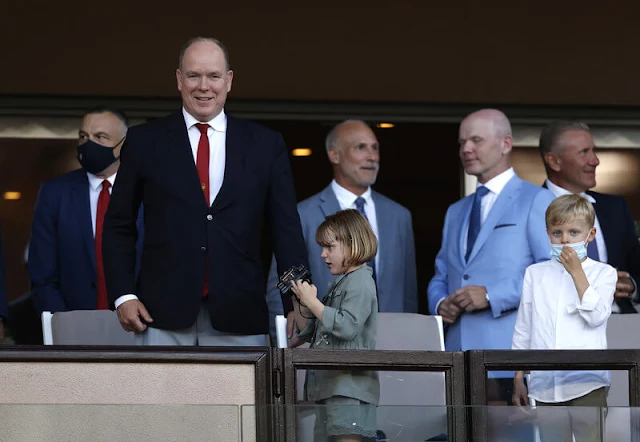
[461,109,512,139]
[325,120,380,195]
[458,109,513,184]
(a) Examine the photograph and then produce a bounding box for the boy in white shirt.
[512,194,617,442]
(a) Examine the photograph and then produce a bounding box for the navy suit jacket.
[29,169,143,313]
[103,111,308,334]
[428,175,555,356]
[588,190,640,312]
[266,184,418,332]
[0,223,8,320]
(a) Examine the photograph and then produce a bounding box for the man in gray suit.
[266,120,418,341]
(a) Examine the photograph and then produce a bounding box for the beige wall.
[2,2,640,105]
[0,362,256,442]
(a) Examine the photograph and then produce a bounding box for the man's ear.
[327,147,340,165]
[545,152,562,172]
[588,227,597,243]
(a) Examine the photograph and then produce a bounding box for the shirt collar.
[182,107,227,133]
[87,171,117,192]
[478,167,515,196]
[545,179,596,203]
[331,179,373,209]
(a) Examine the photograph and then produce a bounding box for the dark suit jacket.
[0,223,8,320]
[29,169,143,313]
[103,111,308,334]
[588,190,640,312]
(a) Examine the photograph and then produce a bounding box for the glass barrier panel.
[0,404,239,442]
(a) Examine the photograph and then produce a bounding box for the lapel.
[70,171,96,271]
[466,176,521,264]
[588,191,616,254]
[371,191,389,281]
[458,196,474,263]
[211,115,246,214]
[165,111,209,210]
[318,185,341,219]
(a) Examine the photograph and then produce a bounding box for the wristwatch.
[485,291,490,304]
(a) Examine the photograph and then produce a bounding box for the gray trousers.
[536,387,608,442]
[135,302,269,346]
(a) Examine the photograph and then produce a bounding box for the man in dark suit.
[0,226,7,341]
[103,37,308,346]
[266,120,418,340]
[540,120,640,313]
[29,107,142,314]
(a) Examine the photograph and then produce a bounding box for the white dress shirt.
[462,167,516,257]
[115,109,227,309]
[87,172,117,236]
[331,180,380,269]
[512,258,617,402]
[544,179,607,262]
[183,107,227,206]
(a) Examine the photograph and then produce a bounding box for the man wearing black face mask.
[29,107,143,314]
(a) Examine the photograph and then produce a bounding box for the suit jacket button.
[463,274,469,280]
[206,214,213,221]
[201,246,208,252]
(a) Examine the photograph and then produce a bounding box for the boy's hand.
[558,246,583,275]
[512,376,530,407]
[290,280,318,306]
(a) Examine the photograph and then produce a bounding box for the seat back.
[605,314,640,442]
[42,310,135,345]
[375,313,447,441]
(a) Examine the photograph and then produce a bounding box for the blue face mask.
[550,238,589,262]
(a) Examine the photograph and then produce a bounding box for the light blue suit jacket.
[427,175,555,354]
[267,185,418,334]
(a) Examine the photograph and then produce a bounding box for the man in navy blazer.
[0,225,8,341]
[266,120,417,339]
[539,120,640,313]
[428,109,555,403]
[103,37,308,345]
[29,107,142,314]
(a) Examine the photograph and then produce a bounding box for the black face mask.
[77,137,124,175]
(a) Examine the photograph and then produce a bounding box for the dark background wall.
[2,1,639,105]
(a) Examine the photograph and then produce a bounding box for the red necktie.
[195,123,210,297]
[195,123,210,203]
[95,180,111,309]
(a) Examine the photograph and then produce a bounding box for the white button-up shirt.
[331,180,380,269]
[462,167,516,256]
[87,172,117,236]
[183,107,227,206]
[512,258,617,402]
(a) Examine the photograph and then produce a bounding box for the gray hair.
[539,120,591,157]
[178,37,231,71]
[325,119,370,152]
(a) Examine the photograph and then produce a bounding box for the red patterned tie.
[195,123,210,297]
[195,123,210,202]
[95,180,111,309]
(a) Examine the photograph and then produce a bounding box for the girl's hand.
[290,280,317,305]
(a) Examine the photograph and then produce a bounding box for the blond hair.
[316,209,378,269]
[546,194,595,228]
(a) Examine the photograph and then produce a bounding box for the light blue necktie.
[466,186,490,261]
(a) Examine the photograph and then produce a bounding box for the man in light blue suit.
[267,120,417,341]
[428,109,555,404]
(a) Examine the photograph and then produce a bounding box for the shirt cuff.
[434,297,445,316]
[114,294,139,309]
